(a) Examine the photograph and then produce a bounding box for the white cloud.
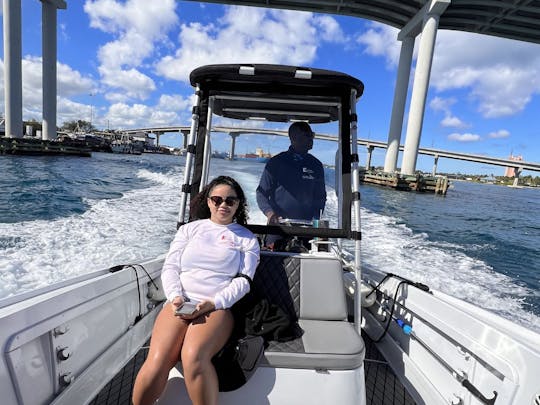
[156,94,193,112]
[441,115,467,129]
[356,23,402,68]
[488,129,510,139]
[0,56,95,122]
[85,0,178,40]
[315,15,347,43]
[57,97,95,125]
[103,93,194,129]
[57,60,96,97]
[84,0,178,100]
[431,31,540,118]
[98,66,156,101]
[448,132,481,142]
[429,96,468,129]
[156,6,342,83]
[107,102,153,128]
[429,96,455,113]
[356,24,540,119]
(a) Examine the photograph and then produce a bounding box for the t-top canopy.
[189,64,364,123]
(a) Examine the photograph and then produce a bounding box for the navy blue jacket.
[256,147,326,221]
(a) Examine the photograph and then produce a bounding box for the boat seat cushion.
[252,253,364,370]
[263,319,365,370]
[252,253,348,321]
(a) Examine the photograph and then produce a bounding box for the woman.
[132,176,260,405]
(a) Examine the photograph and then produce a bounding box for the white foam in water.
[0,167,185,299]
[358,208,540,334]
[1,163,538,335]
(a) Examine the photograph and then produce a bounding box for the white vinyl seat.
[253,252,365,371]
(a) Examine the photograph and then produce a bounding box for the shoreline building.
[504,154,523,177]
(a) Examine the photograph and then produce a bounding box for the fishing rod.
[384,308,498,405]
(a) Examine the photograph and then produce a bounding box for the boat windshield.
[206,119,340,230]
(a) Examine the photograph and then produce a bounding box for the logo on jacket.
[302,167,315,180]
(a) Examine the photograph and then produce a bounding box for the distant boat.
[234,154,270,163]
[110,133,143,155]
[234,147,271,163]
[111,141,142,155]
[211,150,229,159]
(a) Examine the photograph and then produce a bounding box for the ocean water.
[1,153,539,334]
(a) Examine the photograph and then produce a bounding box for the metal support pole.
[200,98,214,190]
[178,87,201,223]
[349,89,362,334]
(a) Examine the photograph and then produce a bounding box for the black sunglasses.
[209,196,240,207]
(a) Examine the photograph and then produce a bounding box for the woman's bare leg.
[181,309,234,405]
[132,303,190,405]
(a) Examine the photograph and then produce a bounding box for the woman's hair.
[189,176,248,224]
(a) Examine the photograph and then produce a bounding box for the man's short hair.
[289,121,313,138]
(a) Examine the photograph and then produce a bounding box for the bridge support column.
[512,167,522,187]
[400,0,450,175]
[229,133,239,160]
[432,154,439,176]
[182,130,189,149]
[383,35,414,173]
[366,145,375,170]
[41,0,66,140]
[3,0,23,138]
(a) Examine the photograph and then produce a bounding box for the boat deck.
[363,333,416,405]
[90,332,416,405]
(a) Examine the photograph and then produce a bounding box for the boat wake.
[1,163,538,334]
[359,208,540,333]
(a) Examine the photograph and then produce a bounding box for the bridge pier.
[2,0,65,139]
[42,0,66,140]
[432,154,439,176]
[384,35,414,173]
[181,130,189,150]
[154,132,161,147]
[229,133,239,160]
[366,145,375,170]
[3,0,23,138]
[512,167,523,187]
[401,3,449,175]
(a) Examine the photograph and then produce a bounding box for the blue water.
[1,153,539,333]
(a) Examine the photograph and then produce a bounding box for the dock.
[359,169,449,195]
[0,137,91,157]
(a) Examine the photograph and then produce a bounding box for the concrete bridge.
[123,125,540,181]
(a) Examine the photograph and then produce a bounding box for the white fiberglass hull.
[348,269,540,405]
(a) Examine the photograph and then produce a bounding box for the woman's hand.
[177,299,216,320]
[170,296,185,314]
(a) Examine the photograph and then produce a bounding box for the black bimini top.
[189,64,364,123]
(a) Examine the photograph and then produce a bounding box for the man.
[256,122,326,248]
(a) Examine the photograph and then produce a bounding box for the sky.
[1,0,540,175]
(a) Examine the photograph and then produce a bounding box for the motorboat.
[1,64,539,405]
